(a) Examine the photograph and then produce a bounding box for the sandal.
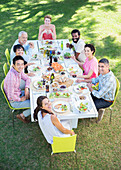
[16,114,30,123]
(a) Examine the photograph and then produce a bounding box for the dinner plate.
[33,80,43,89]
[67,66,79,74]
[28,65,41,72]
[75,100,92,113]
[53,101,70,113]
[73,83,89,94]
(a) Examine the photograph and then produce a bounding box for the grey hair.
[18,31,27,37]
[99,58,109,65]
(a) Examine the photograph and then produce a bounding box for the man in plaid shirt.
[4,56,31,123]
[87,58,116,123]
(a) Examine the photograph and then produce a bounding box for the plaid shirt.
[4,67,30,102]
[92,71,116,101]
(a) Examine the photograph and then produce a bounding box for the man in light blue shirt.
[87,58,116,122]
[10,31,34,62]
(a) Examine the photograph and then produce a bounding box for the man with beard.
[71,29,86,64]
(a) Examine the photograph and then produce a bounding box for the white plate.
[67,67,79,74]
[28,65,41,72]
[75,100,92,113]
[33,80,43,89]
[73,83,89,94]
[53,101,70,113]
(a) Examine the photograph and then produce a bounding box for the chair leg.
[110,108,113,124]
[74,151,78,168]
[50,154,53,169]
[12,110,15,127]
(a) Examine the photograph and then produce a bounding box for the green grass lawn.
[0,0,121,169]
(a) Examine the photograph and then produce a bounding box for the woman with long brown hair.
[34,96,75,144]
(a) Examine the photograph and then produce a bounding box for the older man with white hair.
[10,31,34,62]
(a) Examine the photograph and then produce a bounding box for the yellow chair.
[5,48,10,67]
[50,134,77,168]
[3,63,9,76]
[1,79,30,127]
[109,77,120,123]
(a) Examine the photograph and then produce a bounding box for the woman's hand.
[71,55,76,61]
[76,79,83,83]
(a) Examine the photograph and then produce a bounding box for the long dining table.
[28,39,98,129]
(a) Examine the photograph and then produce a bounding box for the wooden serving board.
[55,75,74,87]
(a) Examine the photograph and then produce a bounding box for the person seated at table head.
[86,58,116,123]
[38,15,56,41]
[4,55,31,123]
[71,44,98,81]
[67,29,86,64]
[34,96,75,144]
[13,44,35,76]
[10,31,34,61]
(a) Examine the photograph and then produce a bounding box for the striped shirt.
[92,71,116,101]
[4,67,30,102]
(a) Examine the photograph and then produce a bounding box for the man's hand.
[29,42,34,49]
[20,96,26,102]
[25,88,30,99]
[27,72,35,77]
[87,83,93,92]
[28,63,35,66]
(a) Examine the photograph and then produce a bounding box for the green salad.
[49,92,70,98]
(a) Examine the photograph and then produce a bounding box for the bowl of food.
[64,52,71,59]
[79,95,86,100]
[51,82,59,92]
[47,67,53,71]
[59,85,66,91]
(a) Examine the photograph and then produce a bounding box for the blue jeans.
[10,91,30,117]
[91,93,113,111]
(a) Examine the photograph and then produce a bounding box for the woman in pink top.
[38,15,56,40]
[71,44,98,81]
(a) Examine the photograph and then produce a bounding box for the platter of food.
[53,101,69,113]
[33,80,44,89]
[75,100,92,113]
[28,65,41,72]
[51,62,64,72]
[67,66,79,74]
[55,75,74,87]
[74,83,89,94]
[49,92,70,98]
[42,73,51,81]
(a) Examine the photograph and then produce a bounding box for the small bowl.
[60,71,65,75]
[79,95,86,100]
[60,85,66,91]
[52,87,58,92]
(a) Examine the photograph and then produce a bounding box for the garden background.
[0,0,121,169]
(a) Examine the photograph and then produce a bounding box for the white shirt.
[38,113,70,144]
[72,39,86,63]
[10,39,32,62]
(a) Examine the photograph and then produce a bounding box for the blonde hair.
[44,15,52,21]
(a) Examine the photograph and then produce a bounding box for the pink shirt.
[4,67,30,102]
[83,57,98,79]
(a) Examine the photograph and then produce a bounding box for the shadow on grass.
[0,0,119,53]
[96,36,121,59]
